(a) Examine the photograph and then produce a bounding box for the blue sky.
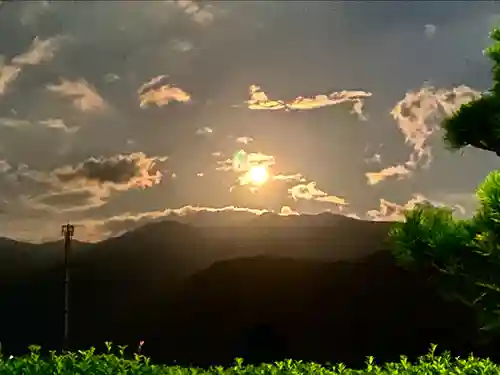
[0,0,499,242]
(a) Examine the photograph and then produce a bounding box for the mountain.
[0,213,484,367]
[0,238,88,280]
[147,252,477,367]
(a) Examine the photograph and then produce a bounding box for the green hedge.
[0,344,499,375]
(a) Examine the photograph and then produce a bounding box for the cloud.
[38,118,79,133]
[11,36,62,66]
[235,136,253,144]
[365,164,413,185]
[76,205,269,240]
[50,152,167,190]
[367,84,483,186]
[245,84,372,119]
[230,152,278,188]
[216,151,275,172]
[424,24,437,38]
[0,36,62,96]
[217,153,345,208]
[26,188,108,213]
[47,78,106,112]
[0,160,11,174]
[196,126,213,135]
[273,173,306,182]
[138,75,191,108]
[0,62,21,96]
[0,117,31,128]
[172,0,216,26]
[21,152,168,213]
[390,84,481,169]
[279,206,299,216]
[0,117,79,133]
[365,194,466,221]
[365,153,381,164]
[104,73,120,83]
[366,195,430,221]
[19,0,51,27]
[170,38,194,53]
[288,181,347,205]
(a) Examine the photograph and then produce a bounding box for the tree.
[441,27,500,156]
[389,26,500,339]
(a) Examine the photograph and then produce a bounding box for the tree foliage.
[441,27,500,156]
[389,26,500,337]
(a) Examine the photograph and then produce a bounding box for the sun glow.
[248,165,269,185]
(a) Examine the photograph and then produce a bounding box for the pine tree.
[389,26,500,338]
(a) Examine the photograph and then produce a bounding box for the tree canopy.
[389,26,500,337]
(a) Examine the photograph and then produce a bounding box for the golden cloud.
[288,181,347,205]
[246,84,372,119]
[365,164,413,186]
[138,75,191,108]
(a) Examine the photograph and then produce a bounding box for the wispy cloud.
[47,78,106,112]
[0,117,31,128]
[216,151,275,173]
[424,24,437,38]
[367,84,483,186]
[235,136,253,145]
[366,195,430,221]
[288,181,347,205]
[11,36,63,66]
[365,194,466,221]
[26,188,109,213]
[196,126,213,135]
[0,117,79,133]
[245,84,372,119]
[0,36,62,96]
[364,152,381,164]
[0,62,21,96]
[138,75,191,108]
[76,205,269,240]
[390,84,481,169]
[38,118,79,134]
[0,160,11,174]
[279,206,299,216]
[365,164,413,185]
[273,173,306,182]
[172,0,216,26]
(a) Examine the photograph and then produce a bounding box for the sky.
[0,0,499,243]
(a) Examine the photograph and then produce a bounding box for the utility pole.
[61,223,74,352]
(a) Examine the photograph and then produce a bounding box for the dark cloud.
[51,152,167,189]
[29,189,103,212]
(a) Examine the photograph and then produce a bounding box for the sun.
[248,165,269,185]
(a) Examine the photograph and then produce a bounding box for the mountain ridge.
[0,211,489,368]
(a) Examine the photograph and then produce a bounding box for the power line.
[61,223,74,352]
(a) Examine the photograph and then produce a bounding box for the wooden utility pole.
[61,223,74,352]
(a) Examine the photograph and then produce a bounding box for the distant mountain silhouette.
[0,213,485,367]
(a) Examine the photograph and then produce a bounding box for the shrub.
[0,344,499,375]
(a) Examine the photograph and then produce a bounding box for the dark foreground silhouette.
[0,213,491,368]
